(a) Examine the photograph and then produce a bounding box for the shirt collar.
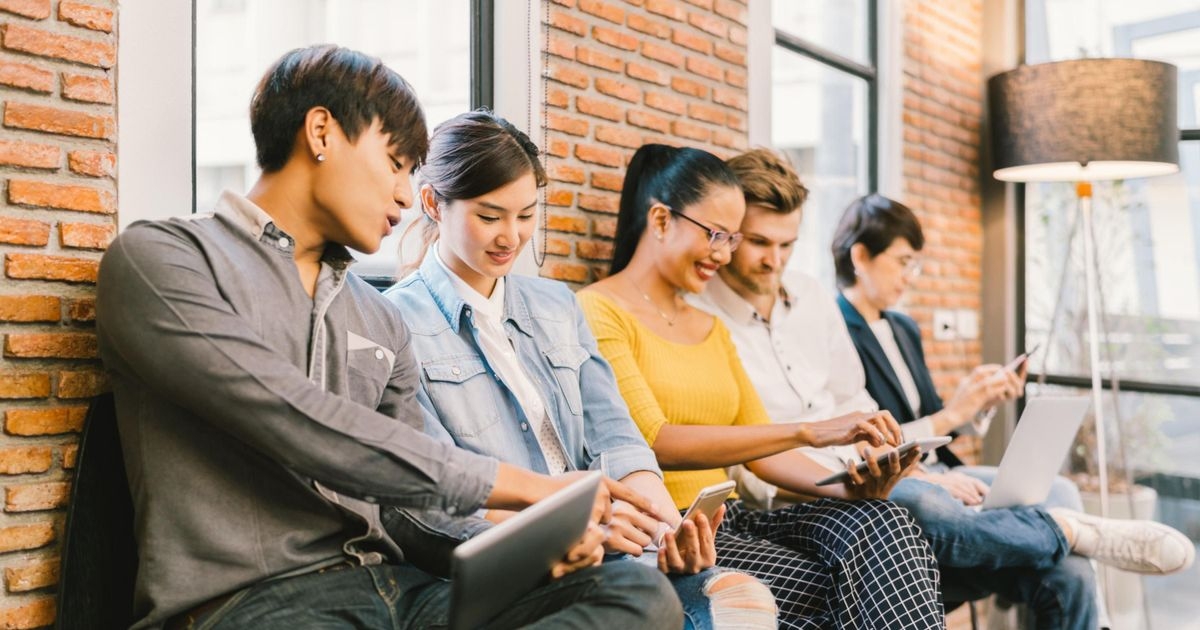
[418,246,534,336]
[702,273,791,327]
[433,246,505,322]
[212,190,355,269]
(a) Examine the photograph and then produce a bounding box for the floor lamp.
[989,58,1179,621]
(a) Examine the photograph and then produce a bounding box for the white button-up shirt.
[691,270,878,472]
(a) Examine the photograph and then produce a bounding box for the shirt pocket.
[346,343,394,409]
[543,345,589,416]
[422,356,502,438]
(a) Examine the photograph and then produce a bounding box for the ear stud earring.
[315,153,326,163]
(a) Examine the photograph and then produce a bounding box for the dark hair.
[400,109,545,275]
[725,148,808,214]
[830,194,926,288]
[250,44,429,172]
[609,144,741,275]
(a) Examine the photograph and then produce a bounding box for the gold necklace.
[631,277,680,326]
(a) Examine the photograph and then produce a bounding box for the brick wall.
[0,0,116,626]
[899,0,985,458]
[539,0,749,285]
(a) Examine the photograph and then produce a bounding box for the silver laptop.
[980,396,1091,510]
[449,472,602,630]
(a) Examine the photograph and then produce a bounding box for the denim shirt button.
[451,366,461,376]
[520,422,528,431]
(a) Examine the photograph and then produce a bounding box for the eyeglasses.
[888,252,923,278]
[667,208,743,253]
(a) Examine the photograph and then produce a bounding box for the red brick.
[0,217,50,247]
[683,0,713,9]
[627,110,672,133]
[641,41,684,67]
[712,129,746,150]
[728,25,747,46]
[576,96,623,122]
[671,76,709,98]
[0,0,49,19]
[547,88,570,109]
[592,217,618,238]
[4,405,87,435]
[548,164,586,185]
[714,0,746,23]
[2,22,113,67]
[595,125,643,149]
[56,370,105,398]
[546,189,574,207]
[4,102,114,140]
[645,91,686,115]
[672,120,712,142]
[576,239,614,260]
[593,25,637,51]
[578,0,625,24]
[547,138,569,158]
[61,444,77,469]
[688,12,728,38]
[5,253,98,283]
[671,28,712,54]
[5,558,58,592]
[626,62,668,85]
[714,43,746,66]
[59,221,114,250]
[628,13,670,38]
[725,68,746,88]
[0,295,59,322]
[550,0,575,6]
[712,87,747,111]
[0,446,52,475]
[688,102,727,125]
[59,0,113,32]
[545,237,572,256]
[595,77,641,103]
[0,597,55,628]
[576,45,623,73]
[575,144,624,168]
[548,10,587,36]
[578,191,621,213]
[686,56,724,82]
[546,62,590,89]
[66,149,115,178]
[5,481,69,512]
[541,262,589,283]
[726,113,746,132]
[546,113,589,137]
[591,171,625,191]
[67,297,94,322]
[547,213,588,234]
[645,0,686,21]
[0,60,52,93]
[9,179,114,214]
[0,139,59,169]
[0,372,50,399]
[548,34,576,60]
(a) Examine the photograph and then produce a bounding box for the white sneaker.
[1050,508,1195,575]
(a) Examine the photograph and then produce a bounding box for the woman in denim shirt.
[383,110,778,630]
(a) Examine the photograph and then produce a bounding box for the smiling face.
[433,170,538,296]
[650,184,746,294]
[310,117,414,254]
[719,203,802,297]
[852,237,921,311]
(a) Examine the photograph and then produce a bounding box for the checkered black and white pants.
[714,498,944,630]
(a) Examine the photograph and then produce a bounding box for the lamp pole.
[1077,181,1110,520]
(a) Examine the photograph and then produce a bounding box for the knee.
[704,572,777,629]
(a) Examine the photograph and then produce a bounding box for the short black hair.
[830,194,925,288]
[250,44,429,172]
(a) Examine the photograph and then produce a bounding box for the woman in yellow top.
[578,144,944,629]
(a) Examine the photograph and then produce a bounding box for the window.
[771,1,877,286]
[194,0,487,281]
[1023,1,1200,623]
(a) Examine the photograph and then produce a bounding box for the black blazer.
[837,294,963,468]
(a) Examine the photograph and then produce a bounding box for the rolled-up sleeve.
[97,224,497,515]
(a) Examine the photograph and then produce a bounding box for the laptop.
[448,472,602,630]
[980,396,1091,510]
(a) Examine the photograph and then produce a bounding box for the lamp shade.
[989,58,1179,182]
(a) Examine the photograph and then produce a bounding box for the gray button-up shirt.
[97,192,498,629]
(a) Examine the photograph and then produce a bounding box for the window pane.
[1024,142,1200,387]
[195,0,471,279]
[771,46,869,287]
[772,0,869,65]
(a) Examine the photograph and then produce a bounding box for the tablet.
[814,436,952,486]
[449,472,602,630]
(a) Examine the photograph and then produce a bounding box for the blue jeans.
[891,465,1097,630]
[189,561,682,629]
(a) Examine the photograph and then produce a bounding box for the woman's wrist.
[792,423,814,447]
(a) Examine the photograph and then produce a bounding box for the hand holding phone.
[815,437,951,486]
[653,480,735,547]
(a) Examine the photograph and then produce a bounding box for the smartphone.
[654,480,735,546]
[814,436,952,486]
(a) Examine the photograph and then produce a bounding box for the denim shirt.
[384,253,662,484]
